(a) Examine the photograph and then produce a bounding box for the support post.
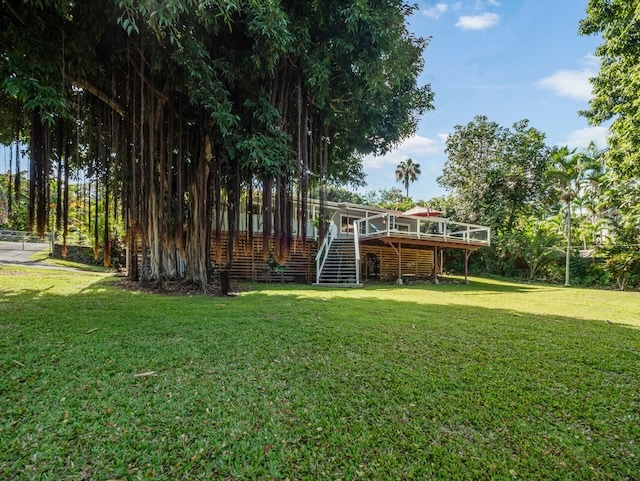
[397,243,403,285]
[464,249,470,284]
[387,241,403,285]
[433,245,439,284]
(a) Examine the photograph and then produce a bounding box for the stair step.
[316,237,360,287]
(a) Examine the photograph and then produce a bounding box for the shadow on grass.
[361,277,558,294]
[1,272,639,480]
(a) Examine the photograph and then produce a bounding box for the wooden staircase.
[314,237,362,287]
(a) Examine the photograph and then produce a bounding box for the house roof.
[403,206,443,217]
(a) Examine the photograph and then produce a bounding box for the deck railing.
[353,213,491,246]
[315,221,338,283]
[353,220,361,285]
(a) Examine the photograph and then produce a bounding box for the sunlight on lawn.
[0,265,111,297]
[242,276,640,328]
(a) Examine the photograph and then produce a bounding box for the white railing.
[0,230,51,250]
[0,230,27,242]
[353,220,361,285]
[315,221,338,283]
[353,213,491,246]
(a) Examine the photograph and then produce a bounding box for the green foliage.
[437,116,554,279]
[266,251,286,276]
[367,187,413,211]
[0,169,28,229]
[1,0,433,284]
[320,185,368,205]
[580,0,640,179]
[438,116,551,232]
[566,256,610,288]
[600,247,640,291]
[520,219,564,280]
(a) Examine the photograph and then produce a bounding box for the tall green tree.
[580,1,639,179]
[0,0,433,289]
[438,116,551,232]
[395,157,421,198]
[546,146,585,286]
[580,1,640,249]
[438,116,552,276]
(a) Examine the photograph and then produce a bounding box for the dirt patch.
[114,278,247,297]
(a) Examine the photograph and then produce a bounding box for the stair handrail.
[353,219,361,285]
[315,221,338,283]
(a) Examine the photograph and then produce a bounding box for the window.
[340,215,365,234]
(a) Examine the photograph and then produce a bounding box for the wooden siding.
[360,244,434,280]
[213,232,316,283]
[131,233,437,284]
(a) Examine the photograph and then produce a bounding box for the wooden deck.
[349,213,490,284]
[353,212,490,251]
[359,233,486,250]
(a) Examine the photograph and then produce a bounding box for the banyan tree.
[0,0,433,289]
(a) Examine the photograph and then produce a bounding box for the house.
[216,198,490,286]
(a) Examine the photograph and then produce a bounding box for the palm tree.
[547,146,584,286]
[395,158,421,198]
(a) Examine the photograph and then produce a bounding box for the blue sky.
[2,1,605,203]
[361,0,607,200]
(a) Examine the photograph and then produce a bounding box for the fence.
[0,230,53,251]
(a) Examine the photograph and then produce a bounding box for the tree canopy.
[438,115,551,234]
[580,0,640,179]
[0,0,433,288]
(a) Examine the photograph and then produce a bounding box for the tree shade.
[0,0,433,288]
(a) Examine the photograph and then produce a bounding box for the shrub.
[604,251,640,291]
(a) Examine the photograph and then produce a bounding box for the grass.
[28,249,109,273]
[1,267,638,480]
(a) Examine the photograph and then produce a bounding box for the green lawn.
[1,267,638,480]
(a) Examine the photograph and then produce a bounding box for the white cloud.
[423,3,448,19]
[474,0,500,7]
[456,12,500,30]
[581,54,599,68]
[363,134,444,169]
[538,68,594,101]
[561,126,609,150]
[436,132,449,143]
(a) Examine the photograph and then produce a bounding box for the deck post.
[433,245,439,284]
[464,248,469,284]
[386,241,403,284]
[397,243,403,284]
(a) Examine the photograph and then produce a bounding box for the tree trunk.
[262,175,272,260]
[564,201,571,287]
[7,140,13,222]
[62,139,70,258]
[14,118,21,208]
[94,177,99,261]
[56,119,64,232]
[185,135,212,289]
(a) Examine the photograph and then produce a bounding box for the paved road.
[0,241,51,266]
